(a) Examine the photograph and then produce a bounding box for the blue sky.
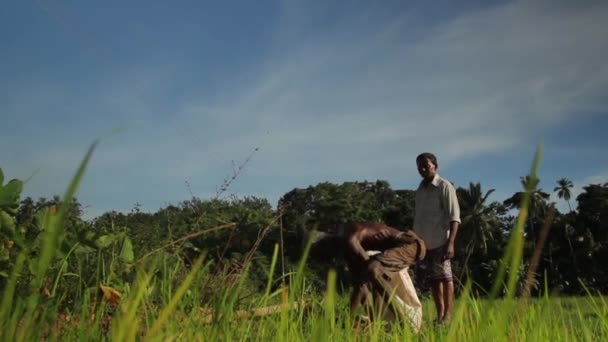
[1,0,607,219]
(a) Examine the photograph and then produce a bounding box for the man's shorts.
[372,235,426,272]
[415,244,453,286]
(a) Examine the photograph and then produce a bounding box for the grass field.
[3,278,605,341]
[1,143,607,341]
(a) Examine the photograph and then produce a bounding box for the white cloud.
[572,172,608,198]
[583,172,608,186]
[172,0,608,185]
[3,0,608,215]
[549,171,608,212]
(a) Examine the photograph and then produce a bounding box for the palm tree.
[554,178,573,212]
[503,175,550,241]
[457,182,499,255]
[456,183,503,289]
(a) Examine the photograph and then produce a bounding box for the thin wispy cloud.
[1,0,606,218]
[177,0,607,177]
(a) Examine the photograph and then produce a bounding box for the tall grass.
[1,143,607,341]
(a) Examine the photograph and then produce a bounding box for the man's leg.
[350,259,380,319]
[442,280,454,323]
[350,282,372,314]
[427,243,454,324]
[431,280,445,322]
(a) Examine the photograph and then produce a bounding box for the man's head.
[416,152,438,181]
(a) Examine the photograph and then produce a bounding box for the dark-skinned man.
[413,152,461,325]
[311,222,426,332]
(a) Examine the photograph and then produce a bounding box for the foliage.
[571,183,608,292]
[503,176,551,241]
[454,183,508,293]
[2,148,608,340]
[1,141,608,317]
[3,172,607,300]
[554,178,574,212]
[0,168,23,279]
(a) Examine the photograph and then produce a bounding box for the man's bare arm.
[445,221,460,259]
[371,229,417,244]
[347,233,370,263]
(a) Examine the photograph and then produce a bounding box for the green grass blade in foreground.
[483,143,542,340]
[111,263,156,342]
[33,140,99,290]
[574,299,594,342]
[446,279,474,341]
[323,270,337,333]
[285,233,314,339]
[263,244,280,299]
[289,232,313,304]
[50,242,81,297]
[16,140,98,340]
[579,282,608,340]
[489,143,542,299]
[146,255,207,340]
[0,253,26,337]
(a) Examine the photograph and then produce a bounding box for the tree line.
[1,167,607,305]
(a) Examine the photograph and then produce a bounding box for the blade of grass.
[323,269,337,334]
[111,264,156,342]
[145,255,207,340]
[50,242,81,297]
[16,140,98,341]
[288,231,314,305]
[263,244,280,298]
[0,253,26,334]
[33,140,98,290]
[446,279,473,340]
[484,142,543,340]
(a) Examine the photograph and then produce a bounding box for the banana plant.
[22,212,136,300]
[93,229,135,288]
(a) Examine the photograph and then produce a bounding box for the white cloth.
[366,251,422,333]
[375,266,422,333]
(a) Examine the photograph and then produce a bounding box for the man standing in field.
[413,152,461,325]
